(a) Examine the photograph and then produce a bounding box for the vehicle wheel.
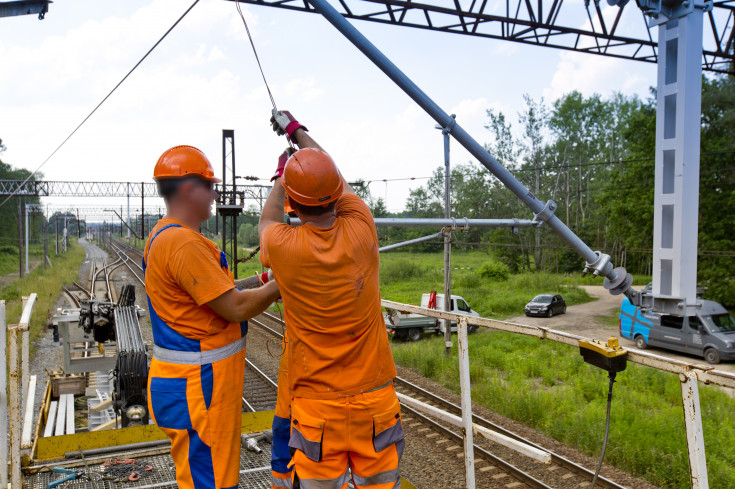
[562,306,567,314]
[408,328,422,342]
[468,324,478,335]
[634,335,647,350]
[547,308,553,318]
[704,348,720,365]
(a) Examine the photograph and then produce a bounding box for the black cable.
[0,0,202,211]
[592,371,616,488]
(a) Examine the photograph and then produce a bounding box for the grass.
[0,239,85,356]
[379,251,602,319]
[391,332,735,489]
[0,244,46,277]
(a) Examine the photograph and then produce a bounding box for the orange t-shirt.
[261,193,396,399]
[144,218,237,346]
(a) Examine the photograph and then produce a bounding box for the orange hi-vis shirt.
[144,218,241,351]
[261,193,397,399]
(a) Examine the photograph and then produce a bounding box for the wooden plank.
[65,394,75,435]
[54,395,66,436]
[21,375,37,448]
[43,402,57,438]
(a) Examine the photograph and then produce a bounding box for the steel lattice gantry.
[232,0,734,74]
[0,180,270,199]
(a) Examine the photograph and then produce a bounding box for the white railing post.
[681,371,708,488]
[0,301,7,487]
[21,296,29,404]
[8,324,21,489]
[457,317,476,489]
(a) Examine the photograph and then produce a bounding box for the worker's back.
[261,193,396,399]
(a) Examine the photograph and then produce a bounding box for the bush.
[0,245,18,255]
[380,260,430,284]
[479,261,510,281]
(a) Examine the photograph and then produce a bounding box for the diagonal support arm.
[305,0,634,298]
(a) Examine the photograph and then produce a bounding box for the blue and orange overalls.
[143,219,247,489]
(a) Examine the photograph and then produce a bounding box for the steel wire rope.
[0,0,202,210]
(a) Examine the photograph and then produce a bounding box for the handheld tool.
[47,468,85,488]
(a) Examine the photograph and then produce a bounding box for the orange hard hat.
[154,145,221,182]
[281,148,342,206]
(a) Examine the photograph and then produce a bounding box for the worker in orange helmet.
[260,111,403,489]
[145,145,280,489]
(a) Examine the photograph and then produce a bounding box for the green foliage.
[1,240,85,355]
[0,245,18,255]
[379,251,593,318]
[478,261,510,281]
[392,332,735,489]
[238,223,259,248]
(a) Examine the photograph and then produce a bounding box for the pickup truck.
[620,295,735,364]
[385,292,480,341]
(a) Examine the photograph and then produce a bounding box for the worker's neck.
[299,212,336,229]
[165,205,204,232]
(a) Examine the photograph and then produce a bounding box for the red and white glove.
[270,109,307,143]
[271,147,297,181]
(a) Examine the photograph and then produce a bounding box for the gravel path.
[507,285,734,374]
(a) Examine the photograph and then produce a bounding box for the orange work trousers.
[148,349,246,489]
[272,333,293,488]
[289,383,403,489]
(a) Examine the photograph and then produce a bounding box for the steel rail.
[400,403,552,489]
[249,315,284,340]
[242,359,278,413]
[106,241,145,285]
[395,377,627,489]
[72,281,92,300]
[61,287,81,308]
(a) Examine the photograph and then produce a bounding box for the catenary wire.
[235,1,277,112]
[0,0,202,211]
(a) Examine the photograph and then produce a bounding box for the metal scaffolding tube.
[378,232,444,252]
[289,217,538,228]
[304,0,630,294]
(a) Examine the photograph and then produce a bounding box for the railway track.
[243,359,278,412]
[251,311,627,489]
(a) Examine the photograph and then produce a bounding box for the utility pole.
[126,183,131,238]
[437,117,455,357]
[55,217,58,255]
[43,222,48,269]
[77,209,81,239]
[17,198,23,278]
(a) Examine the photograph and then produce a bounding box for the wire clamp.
[532,200,556,225]
[441,114,457,135]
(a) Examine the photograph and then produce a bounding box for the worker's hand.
[271,150,290,181]
[270,109,307,143]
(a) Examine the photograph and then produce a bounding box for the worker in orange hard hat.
[260,111,403,489]
[145,145,280,489]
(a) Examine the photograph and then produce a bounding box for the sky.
[0,0,659,220]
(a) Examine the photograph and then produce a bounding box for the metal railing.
[382,299,734,488]
[1,293,38,488]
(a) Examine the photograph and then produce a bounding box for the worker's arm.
[206,280,280,323]
[234,270,274,290]
[271,110,355,196]
[259,172,286,237]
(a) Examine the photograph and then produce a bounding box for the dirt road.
[507,285,735,374]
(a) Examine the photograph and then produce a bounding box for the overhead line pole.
[305,0,633,299]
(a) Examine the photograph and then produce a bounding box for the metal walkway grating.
[24,447,273,489]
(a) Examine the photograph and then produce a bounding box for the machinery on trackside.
[619,290,735,364]
[52,283,150,428]
[385,291,479,341]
